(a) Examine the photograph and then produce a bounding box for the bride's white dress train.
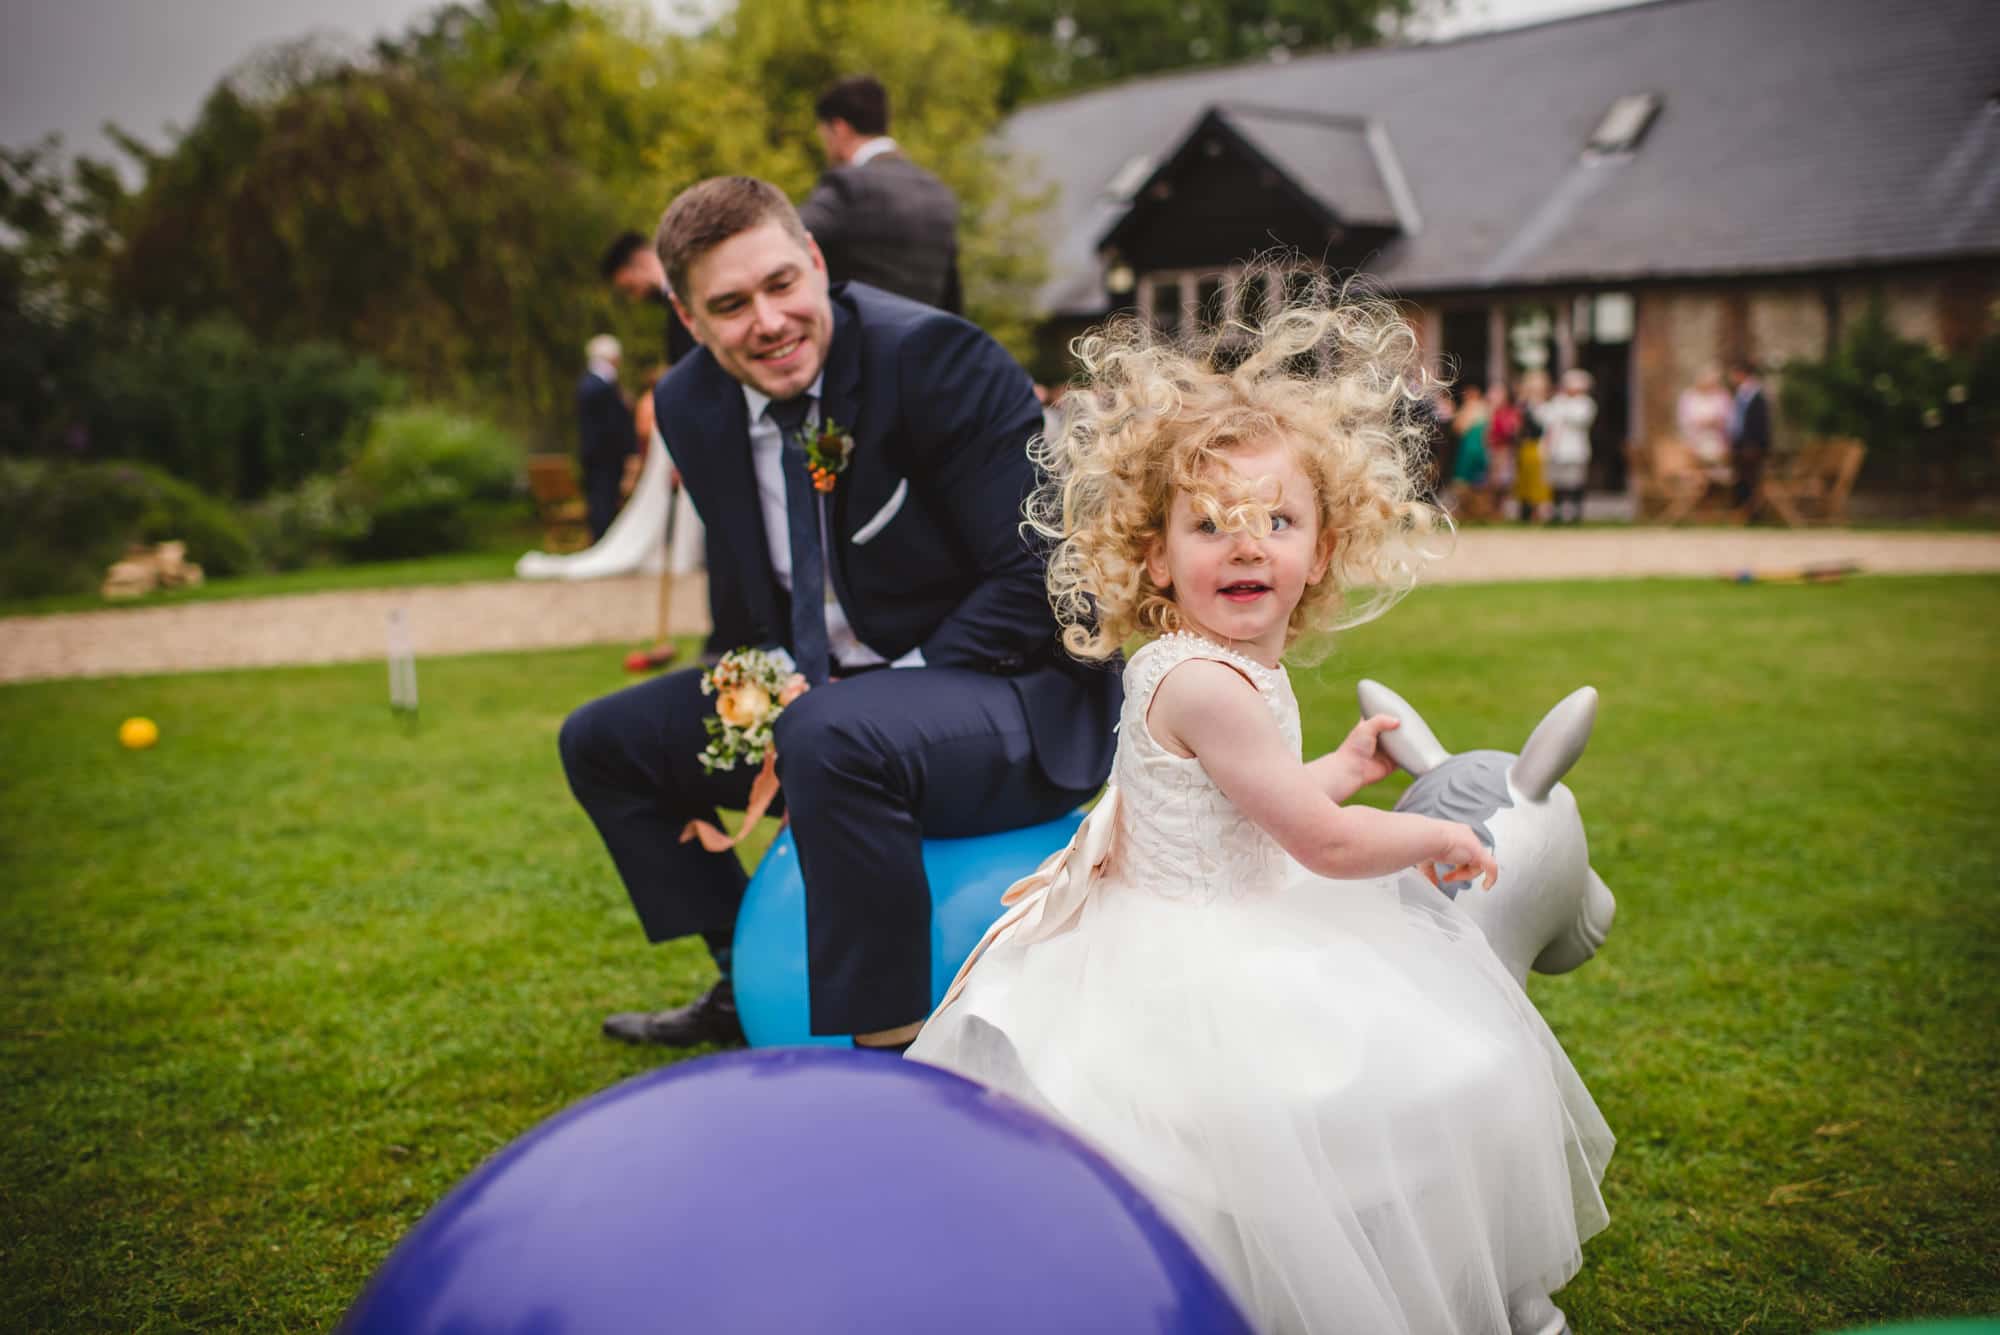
[909,634,1614,1335]
[515,427,704,581]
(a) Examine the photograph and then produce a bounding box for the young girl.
[908,297,1613,1335]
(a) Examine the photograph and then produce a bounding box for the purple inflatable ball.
[340,1048,1251,1335]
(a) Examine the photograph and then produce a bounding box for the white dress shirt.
[740,378,922,671]
[850,136,898,167]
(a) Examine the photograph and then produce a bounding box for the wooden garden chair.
[526,454,592,553]
[1630,436,1726,524]
[1754,438,1866,528]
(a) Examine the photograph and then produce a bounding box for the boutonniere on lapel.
[803,418,856,493]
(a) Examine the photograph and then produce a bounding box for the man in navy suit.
[560,176,1120,1051]
[1727,357,1772,514]
[575,334,633,541]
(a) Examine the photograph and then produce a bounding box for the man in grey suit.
[801,75,963,315]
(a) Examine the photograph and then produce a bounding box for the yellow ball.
[118,717,159,750]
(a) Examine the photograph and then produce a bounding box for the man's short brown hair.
[814,76,889,136]
[653,177,811,305]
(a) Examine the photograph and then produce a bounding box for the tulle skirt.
[909,869,1613,1335]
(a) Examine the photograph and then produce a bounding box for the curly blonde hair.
[1027,275,1443,662]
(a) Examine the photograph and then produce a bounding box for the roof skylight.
[1585,93,1660,157]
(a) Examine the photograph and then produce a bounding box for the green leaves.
[640,0,1048,358]
[949,0,1425,100]
[1780,302,2000,494]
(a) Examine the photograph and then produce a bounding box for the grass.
[2,575,1996,1331]
[0,518,547,618]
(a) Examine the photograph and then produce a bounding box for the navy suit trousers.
[559,664,1098,1034]
[581,454,625,542]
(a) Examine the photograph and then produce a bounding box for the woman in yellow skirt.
[1512,368,1553,523]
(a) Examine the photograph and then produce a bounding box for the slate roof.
[1216,106,1404,231]
[999,0,2000,317]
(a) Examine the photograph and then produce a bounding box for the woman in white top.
[1537,369,1597,525]
[1675,365,1734,484]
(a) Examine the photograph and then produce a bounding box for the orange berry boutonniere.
[803,419,856,493]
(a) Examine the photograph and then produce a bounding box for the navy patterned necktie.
[765,396,831,685]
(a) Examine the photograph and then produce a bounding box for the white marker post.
[387,608,419,720]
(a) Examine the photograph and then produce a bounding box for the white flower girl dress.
[908,633,1614,1335]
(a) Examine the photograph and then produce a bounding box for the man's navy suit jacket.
[652,282,1119,792]
[576,371,632,466]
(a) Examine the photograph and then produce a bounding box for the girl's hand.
[1333,714,1403,788]
[1422,822,1499,892]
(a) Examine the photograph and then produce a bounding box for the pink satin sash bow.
[931,787,1123,1018]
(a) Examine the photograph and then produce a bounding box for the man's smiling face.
[673,220,834,402]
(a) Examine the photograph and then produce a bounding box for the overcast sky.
[2,0,1650,168]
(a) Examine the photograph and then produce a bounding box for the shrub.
[340,406,524,559]
[245,474,371,572]
[1782,302,2000,493]
[0,458,258,598]
[71,316,401,500]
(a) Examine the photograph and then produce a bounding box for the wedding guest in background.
[1450,382,1490,515]
[628,361,668,498]
[576,335,632,541]
[1727,357,1772,515]
[601,230,697,367]
[1540,368,1598,526]
[1486,379,1522,515]
[601,229,750,657]
[1513,369,1554,523]
[1677,364,1735,485]
[799,75,963,314]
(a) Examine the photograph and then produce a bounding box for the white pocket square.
[851,479,909,545]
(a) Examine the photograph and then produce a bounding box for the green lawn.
[2,576,1996,1331]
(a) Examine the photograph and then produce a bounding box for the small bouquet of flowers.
[802,418,855,493]
[681,648,808,854]
[697,648,810,774]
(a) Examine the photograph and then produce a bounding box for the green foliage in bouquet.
[697,648,804,775]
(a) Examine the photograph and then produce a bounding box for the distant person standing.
[1540,369,1598,525]
[601,230,698,367]
[1727,358,1772,514]
[1485,380,1522,514]
[1449,383,1490,513]
[1513,369,1554,523]
[1677,365,1735,484]
[799,75,963,314]
[600,230,751,658]
[576,335,633,541]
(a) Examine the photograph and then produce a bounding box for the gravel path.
[4,529,1996,685]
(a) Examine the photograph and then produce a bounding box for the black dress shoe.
[602,980,746,1048]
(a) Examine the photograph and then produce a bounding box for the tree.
[1,138,127,450]
[102,2,651,445]
[94,0,1049,437]
[949,0,1432,100]
[633,0,1048,359]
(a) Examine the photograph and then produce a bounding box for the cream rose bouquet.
[681,649,810,853]
[696,648,810,774]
